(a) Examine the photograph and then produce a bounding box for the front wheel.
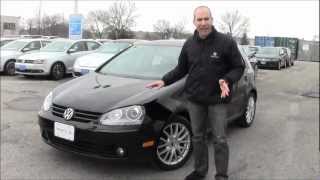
[277,61,281,70]
[237,93,256,127]
[5,61,15,76]
[50,62,65,80]
[153,116,193,170]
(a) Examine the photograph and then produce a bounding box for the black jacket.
[162,27,245,104]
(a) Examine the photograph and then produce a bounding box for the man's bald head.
[193,6,212,21]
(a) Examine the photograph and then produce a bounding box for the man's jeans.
[187,100,229,178]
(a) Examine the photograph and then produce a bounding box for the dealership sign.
[69,14,83,40]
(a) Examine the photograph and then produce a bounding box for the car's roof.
[13,38,50,42]
[134,39,186,47]
[112,39,142,43]
[50,38,99,42]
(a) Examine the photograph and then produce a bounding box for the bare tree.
[153,19,172,39]
[86,10,109,39]
[171,19,187,39]
[218,10,250,38]
[105,0,137,39]
[21,14,68,37]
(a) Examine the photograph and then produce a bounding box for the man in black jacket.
[146,6,244,180]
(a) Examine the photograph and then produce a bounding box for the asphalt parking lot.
[1,61,319,180]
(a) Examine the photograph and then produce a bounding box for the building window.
[3,23,16,30]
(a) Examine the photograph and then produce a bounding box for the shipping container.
[254,36,275,47]
[274,37,299,59]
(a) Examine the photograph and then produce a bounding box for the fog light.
[116,147,125,156]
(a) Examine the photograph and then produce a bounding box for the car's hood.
[255,54,279,59]
[77,53,114,68]
[19,51,66,60]
[0,50,21,59]
[52,73,160,113]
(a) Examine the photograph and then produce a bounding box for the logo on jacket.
[63,108,74,120]
[210,51,220,59]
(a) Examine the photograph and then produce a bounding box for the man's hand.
[219,79,230,98]
[146,80,165,89]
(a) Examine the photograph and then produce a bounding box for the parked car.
[0,38,51,75]
[15,39,102,80]
[241,45,259,79]
[38,40,257,170]
[255,47,287,70]
[72,40,135,77]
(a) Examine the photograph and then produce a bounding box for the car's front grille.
[24,60,34,63]
[43,130,119,157]
[51,104,102,123]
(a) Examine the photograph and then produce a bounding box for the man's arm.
[161,43,189,86]
[222,39,245,85]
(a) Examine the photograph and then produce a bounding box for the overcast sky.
[1,0,319,40]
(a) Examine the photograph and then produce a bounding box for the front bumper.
[257,60,279,68]
[15,63,50,75]
[38,111,157,160]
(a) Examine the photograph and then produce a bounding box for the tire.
[5,60,16,76]
[277,61,281,70]
[287,59,291,67]
[50,62,65,80]
[237,93,256,128]
[153,116,193,170]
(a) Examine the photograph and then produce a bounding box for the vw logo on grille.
[63,108,74,120]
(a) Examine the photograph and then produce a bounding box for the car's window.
[1,40,29,50]
[98,45,181,79]
[70,41,87,52]
[40,41,73,52]
[41,41,51,47]
[238,46,250,70]
[256,47,279,56]
[96,42,131,54]
[86,41,101,51]
[25,41,41,50]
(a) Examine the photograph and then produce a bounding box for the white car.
[0,38,51,75]
[73,40,135,76]
[15,39,101,80]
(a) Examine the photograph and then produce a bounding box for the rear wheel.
[238,93,256,127]
[153,116,193,170]
[50,62,65,80]
[5,60,15,76]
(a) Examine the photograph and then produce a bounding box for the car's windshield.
[98,45,181,79]
[96,42,131,54]
[243,46,259,55]
[256,47,279,56]
[40,40,73,52]
[1,40,28,50]
[0,40,15,47]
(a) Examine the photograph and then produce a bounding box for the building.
[0,15,21,37]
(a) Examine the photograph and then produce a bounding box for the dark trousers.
[187,100,229,178]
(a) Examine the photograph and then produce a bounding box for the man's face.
[193,8,213,39]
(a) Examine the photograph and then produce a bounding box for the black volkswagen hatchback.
[38,40,257,170]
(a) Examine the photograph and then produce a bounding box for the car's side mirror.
[21,47,31,52]
[67,48,77,54]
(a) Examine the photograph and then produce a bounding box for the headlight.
[33,59,45,64]
[100,105,145,125]
[42,91,53,111]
